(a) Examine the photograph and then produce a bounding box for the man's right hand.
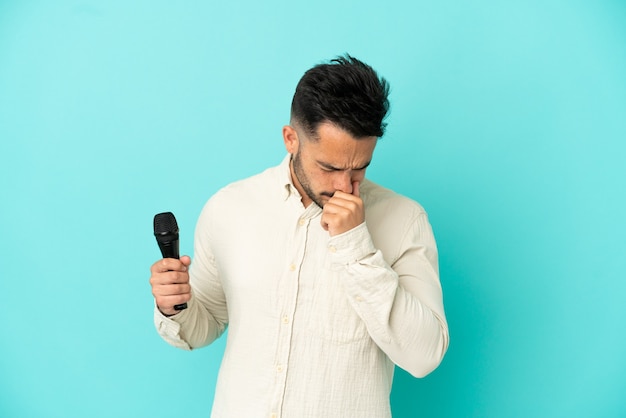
[149,255,192,316]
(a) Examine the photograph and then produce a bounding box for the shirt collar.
[279,154,299,201]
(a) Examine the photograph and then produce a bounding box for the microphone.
[153,212,187,311]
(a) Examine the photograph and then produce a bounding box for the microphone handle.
[158,240,188,311]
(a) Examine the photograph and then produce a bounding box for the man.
[149,55,449,418]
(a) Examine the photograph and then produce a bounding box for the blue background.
[1,1,625,417]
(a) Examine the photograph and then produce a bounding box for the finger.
[324,196,360,213]
[329,190,361,205]
[352,180,360,198]
[180,255,192,266]
[151,258,188,274]
[156,294,191,311]
[320,213,331,231]
[153,283,191,297]
[150,270,189,287]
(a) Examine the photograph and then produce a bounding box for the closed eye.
[317,161,370,172]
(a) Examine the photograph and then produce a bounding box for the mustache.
[320,191,335,198]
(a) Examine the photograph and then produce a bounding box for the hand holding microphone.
[150,212,191,316]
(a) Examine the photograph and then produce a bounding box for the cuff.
[153,301,193,350]
[327,222,376,266]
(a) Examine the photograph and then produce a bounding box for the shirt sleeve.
[154,201,229,350]
[327,212,449,378]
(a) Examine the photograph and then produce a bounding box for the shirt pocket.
[304,268,370,344]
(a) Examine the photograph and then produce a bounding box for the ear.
[282,125,299,155]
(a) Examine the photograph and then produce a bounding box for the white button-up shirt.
[155,155,449,418]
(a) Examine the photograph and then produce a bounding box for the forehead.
[302,122,377,168]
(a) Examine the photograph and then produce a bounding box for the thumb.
[180,255,192,267]
[352,181,360,198]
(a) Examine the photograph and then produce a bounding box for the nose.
[333,171,353,194]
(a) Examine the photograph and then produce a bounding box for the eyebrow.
[318,160,371,171]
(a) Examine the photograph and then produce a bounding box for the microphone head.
[154,212,179,238]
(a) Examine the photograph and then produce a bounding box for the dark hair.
[290,54,390,139]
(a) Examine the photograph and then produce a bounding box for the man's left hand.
[321,181,364,236]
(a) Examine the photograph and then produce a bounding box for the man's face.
[284,122,377,208]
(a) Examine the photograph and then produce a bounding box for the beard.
[292,151,330,208]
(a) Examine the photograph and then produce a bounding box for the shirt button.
[289,264,296,271]
[282,316,289,324]
[298,218,306,226]
[270,414,277,418]
[277,365,283,372]
[355,296,364,302]
[328,245,337,253]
